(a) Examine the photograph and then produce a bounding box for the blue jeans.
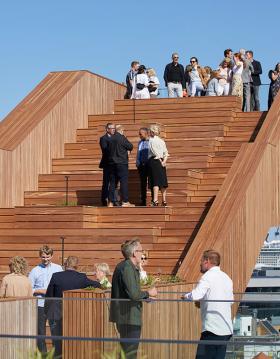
[190,81,204,96]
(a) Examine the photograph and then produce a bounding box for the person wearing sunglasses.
[186,57,207,97]
[163,53,186,98]
[139,253,148,282]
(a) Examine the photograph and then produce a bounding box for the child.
[95,263,112,289]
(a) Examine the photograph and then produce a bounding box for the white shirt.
[148,135,169,160]
[185,266,233,336]
[131,73,150,99]
[29,262,63,307]
[148,75,160,96]
[232,61,243,76]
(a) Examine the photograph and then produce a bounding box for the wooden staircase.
[0,97,267,276]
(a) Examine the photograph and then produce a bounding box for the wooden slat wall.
[63,284,200,359]
[0,297,37,358]
[0,71,125,207]
[178,93,280,294]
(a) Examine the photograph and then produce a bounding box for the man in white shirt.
[29,245,63,354]
[183,250,233,359]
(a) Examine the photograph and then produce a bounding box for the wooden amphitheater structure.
[0,69,279,299]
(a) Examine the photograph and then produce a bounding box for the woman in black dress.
[148,125,169,206]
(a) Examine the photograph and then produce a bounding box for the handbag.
[136,83,145,90]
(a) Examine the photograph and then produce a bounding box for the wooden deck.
[0,86,271,286]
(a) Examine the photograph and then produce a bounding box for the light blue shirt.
[28,262,63,307]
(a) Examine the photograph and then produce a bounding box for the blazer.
[109,259,149,326]
[44,270,101,320]
[99,134,112,169]
[107,132,133,165]
[251,60,262,86]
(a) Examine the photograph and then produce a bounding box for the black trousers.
[108,164,129,203]
[37,307,47,353]
[137,164,149,205]
[116,324,141,359]
[195,331,232,359]
[49,319,63,358]
[101,166,110,205]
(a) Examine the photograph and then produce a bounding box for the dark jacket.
[107,132,133,165]
[163,62,186,88]
[251,59,262,86]
[109,259,149,326]
[44,270,100,320]
[99,133,112,168]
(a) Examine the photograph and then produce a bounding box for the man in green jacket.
[110,238,157,358]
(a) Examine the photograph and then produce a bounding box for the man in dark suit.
[107,125,134,207]
[110,239,157,359]
[45,256,100,358]
[99,123,116,206]
[246,50,262,111]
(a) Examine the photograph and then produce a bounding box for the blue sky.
[0,0,279,119]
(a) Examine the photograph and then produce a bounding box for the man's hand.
[148,287,157,298]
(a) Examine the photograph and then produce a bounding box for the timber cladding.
[178,93,280,294]
[0,297,37,358]
[0,71,125,208]
[63,283,200,359]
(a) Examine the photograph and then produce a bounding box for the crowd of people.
[0,242,233,359]
[125,51,280,110]
[99,122,169,207]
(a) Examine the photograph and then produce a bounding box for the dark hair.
[106,123,115,129]
[190,57,198,63]
[275,63,280,71]
[131,61,139,68]
[202,250,221,266]
[139,127,149,133]
[224,48,232,57]
[246,50,253,57]
[138,65,146,74]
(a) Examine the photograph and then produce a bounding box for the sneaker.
[107,201,114,207]
[121,202,135,207]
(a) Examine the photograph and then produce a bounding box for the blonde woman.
[148,125,169,206]
[0,256,33,297]
[147,68,160,98]
[95,263,112,289]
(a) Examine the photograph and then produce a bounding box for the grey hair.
[121,238,140,259]
[172,52,179,59]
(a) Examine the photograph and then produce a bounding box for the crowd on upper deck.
[124,50,280,110]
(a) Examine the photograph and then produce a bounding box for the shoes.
[121,202,135,207]
[151,200,159,207]
[107,201,114,207]
[162,201,167,207]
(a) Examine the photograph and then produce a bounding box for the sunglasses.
[141,257,147,261]
[190,60,196,63]
[173,57,179,59]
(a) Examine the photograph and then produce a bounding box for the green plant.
[58,200,78,207]
[21,348,55,359]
